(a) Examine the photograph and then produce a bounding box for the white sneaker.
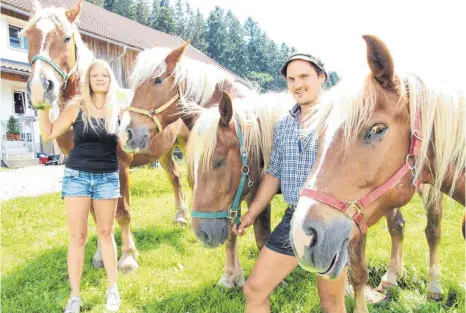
[105,287,121,312]
[64,296,81,313]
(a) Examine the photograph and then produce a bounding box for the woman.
[39,59,122,313]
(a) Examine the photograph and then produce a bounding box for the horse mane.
[305,67,465,205]
[185,92,295,180]
[130,47,253,106]
[21,7,94,80]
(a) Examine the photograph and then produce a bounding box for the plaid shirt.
[268,104,318,206]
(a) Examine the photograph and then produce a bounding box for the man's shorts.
[265,206,295,256]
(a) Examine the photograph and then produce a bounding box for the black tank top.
[66,110,118,173]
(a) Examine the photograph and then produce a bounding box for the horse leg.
[252,202,271,251]
[348,234,369,313]
[116,163,139,273]
[159,146,188,225]
[379,207,405,289]
[217,227,245,288]
[90,205,104,268]
[421,186,443,300]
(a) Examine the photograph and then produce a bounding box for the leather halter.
[299,77,422,234]
[123,90,180,133]
[30,34,78,93]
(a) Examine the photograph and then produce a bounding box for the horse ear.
[219,92,233,127]
[363,34,395,89]
[165,40,190,73]
[66,0,84,23]
[32,0,42,14]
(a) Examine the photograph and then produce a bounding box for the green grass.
[1,165,465,313]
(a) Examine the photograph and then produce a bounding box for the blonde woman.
[38,59,121,313]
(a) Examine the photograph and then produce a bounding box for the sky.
[185,0,465,81]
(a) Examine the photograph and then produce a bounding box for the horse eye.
[364,124,388,140]
[213,160,223,169]
[154,77,163,85]
[64,36,72,43]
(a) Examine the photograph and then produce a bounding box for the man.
[233,54,347,313]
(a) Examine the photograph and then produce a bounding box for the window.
[9,25,28,50]
[13,91,26,114]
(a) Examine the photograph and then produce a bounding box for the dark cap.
[280,53,328,81]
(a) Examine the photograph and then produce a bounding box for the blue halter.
[191,117,252,226]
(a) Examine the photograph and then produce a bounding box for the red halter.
[299,78,422,235]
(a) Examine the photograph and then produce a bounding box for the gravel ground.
[0,165,65,201]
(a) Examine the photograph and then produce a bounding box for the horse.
[119,39,253,154]
[182,91,294,286]
[117,39,254,225]
[23,0,184,273]
[290,34,465,312]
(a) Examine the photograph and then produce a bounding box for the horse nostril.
[304,226,318,248]
[46,80,54,92]
[200,230,211,244]
[127,128,134,141]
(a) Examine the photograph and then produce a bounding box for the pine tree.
[149,0,161,29]
[135,0,150,26]
[205,7,228,63]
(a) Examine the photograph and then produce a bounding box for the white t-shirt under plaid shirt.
[268,103,318,206]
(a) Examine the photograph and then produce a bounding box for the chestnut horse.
[290,35,465,312]
[184,91,294,286]
[23,0,238,272]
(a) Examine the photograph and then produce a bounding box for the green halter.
[191,116,253,226]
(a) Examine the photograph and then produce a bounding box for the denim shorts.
[265,206,295,256]
[62,167,120,200]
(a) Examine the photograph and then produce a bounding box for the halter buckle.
[405,154,417,170]
[240,147,248,156]
[229,210,238,219]
[412,129,423,141]
[346,201,361,219]
[241,165,250,175]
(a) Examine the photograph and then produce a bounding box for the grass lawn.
[1,165,464,312]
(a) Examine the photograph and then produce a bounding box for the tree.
[87,0,104,7]
[224,10,248,76]
[135,0,150,26]
[174,0,187,38]
[112,0,136,20]
[246,71,273,91]
[149,0,161,29]
[206,7,228,63]
[191,9,207,52]
[104,0,115,11]
[157,6,177,34]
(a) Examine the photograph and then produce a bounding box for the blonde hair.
[72,59,120,134]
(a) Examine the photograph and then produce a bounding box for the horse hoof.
[91,250,104,268]
[92,258,105,268]
[217,273,245,288]
[378,273,399,291]
[174,216,188,225]
[427,283,443,301]
[118,254,139,273]
[428,291,443,301]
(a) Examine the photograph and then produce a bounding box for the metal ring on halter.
[248,179,254,188]
[405,154,417,170]
[241,165,250,175]
[149,109,157,117]
[229,210,238,219]
[240,147,248,156]
[346,201,361,219]
[412,129,423,141]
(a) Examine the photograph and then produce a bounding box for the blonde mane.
[306,69,465,204]
[186,92,295,179]
[130,47,253,106]
[21,7,94,80]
